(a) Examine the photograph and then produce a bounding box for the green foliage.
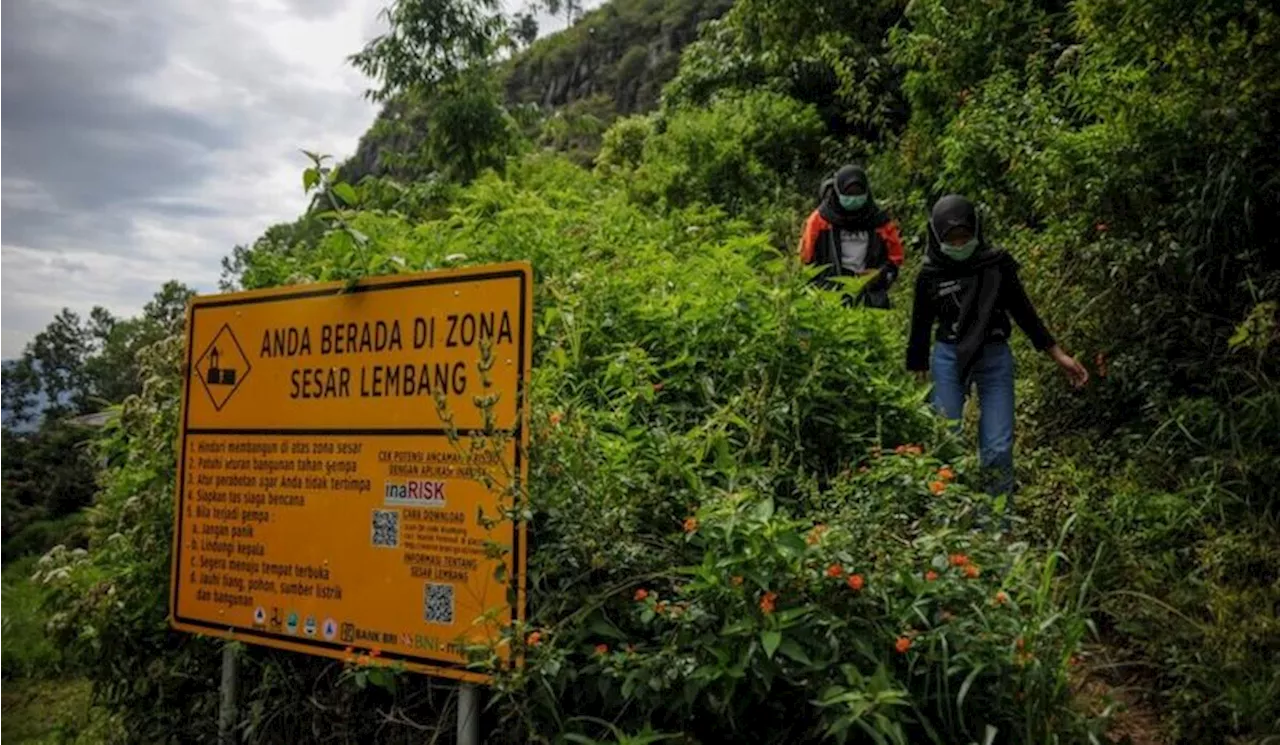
[3,558,65,679]
[603,91,825,215]
[37,155,1100,743]
[349,0,507,103]
[663,0,907,140]
[884,1,1280,736]
[1,422,98,550]
[0,676,119,744]
[538,95,617,167]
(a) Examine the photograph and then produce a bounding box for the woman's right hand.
[1049,346,1089,388]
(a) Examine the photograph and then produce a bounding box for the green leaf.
[957,664,985,709]
[333,183,359,206]
[778,638,811,665]
[761,630,781,658]
[303,168,320,192]
[752,497,775,521]
[777,532,808,557]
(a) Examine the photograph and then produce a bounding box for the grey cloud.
[2,0,240,247]
[282,0,351,20]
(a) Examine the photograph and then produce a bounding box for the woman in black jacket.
[907,194,1088,502]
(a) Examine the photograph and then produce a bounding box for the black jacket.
[906,253,1055,371]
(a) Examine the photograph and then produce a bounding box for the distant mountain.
[340,0,732,184]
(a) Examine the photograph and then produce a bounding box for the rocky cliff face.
[339,0,733,184]
[504,0,731,115]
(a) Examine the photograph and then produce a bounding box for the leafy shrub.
[3,557,67,680]
[37,156,1100,743]
[602,91,824,215]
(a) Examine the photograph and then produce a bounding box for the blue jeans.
[931,341,1016,500]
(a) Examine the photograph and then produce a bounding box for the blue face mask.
[838,193,868,210]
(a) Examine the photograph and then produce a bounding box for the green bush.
[3,557,67,680]
[603,91,825,215]
[37,156,1101,743]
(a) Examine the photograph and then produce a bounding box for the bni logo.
[383,480,447,507]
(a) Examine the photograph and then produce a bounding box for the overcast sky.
[1,0,589,359]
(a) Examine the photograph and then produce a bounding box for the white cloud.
[1,0,386,358]
[0,0,604,359]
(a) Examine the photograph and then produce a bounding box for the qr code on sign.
[371,510,399,548]
[424,583,455,625]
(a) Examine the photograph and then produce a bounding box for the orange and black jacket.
[798,209,905,309]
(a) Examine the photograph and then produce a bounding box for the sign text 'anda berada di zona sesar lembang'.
[169,263,532,683]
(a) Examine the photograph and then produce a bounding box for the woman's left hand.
[1049,346,1089,388]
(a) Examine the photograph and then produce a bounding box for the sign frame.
[167,262,532,684]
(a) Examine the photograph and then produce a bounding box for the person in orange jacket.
[798,165,905,308]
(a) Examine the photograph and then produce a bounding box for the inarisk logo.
[384,480,446,507]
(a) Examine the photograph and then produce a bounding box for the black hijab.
[921,194,1014,382]
[817,165,889,231]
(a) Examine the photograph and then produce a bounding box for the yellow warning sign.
[168,263,532,683]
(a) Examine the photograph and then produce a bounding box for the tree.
[25,307,93,417]
[349,0,508,104]
[0,358,37,430]
[348,0,522,185]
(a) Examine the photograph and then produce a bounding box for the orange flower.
[654,601,668,615]
[1016,637,1026,651]
[994,591,1009,605]
[634,588,649,601]
[344,646,354,655]
[594,644,609,656]
[759,592,777,615]
[526,631,543,647]
[905,444,923,456]
[938,466,956,482]
[929,480,947,496]
[549,411,563,426]
[357,654,370,666]
[805,524,828,545]
[683,517,699,533]
[847,573,865,591]
[948,553,969,567]
[925,570,939,582]
[731,575,744,586]
[894,637,912,654]
[964,565,981,579]
[652,381,664,392]
[825,564,844,578]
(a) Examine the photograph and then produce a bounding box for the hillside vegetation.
[4,0,1279,743]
